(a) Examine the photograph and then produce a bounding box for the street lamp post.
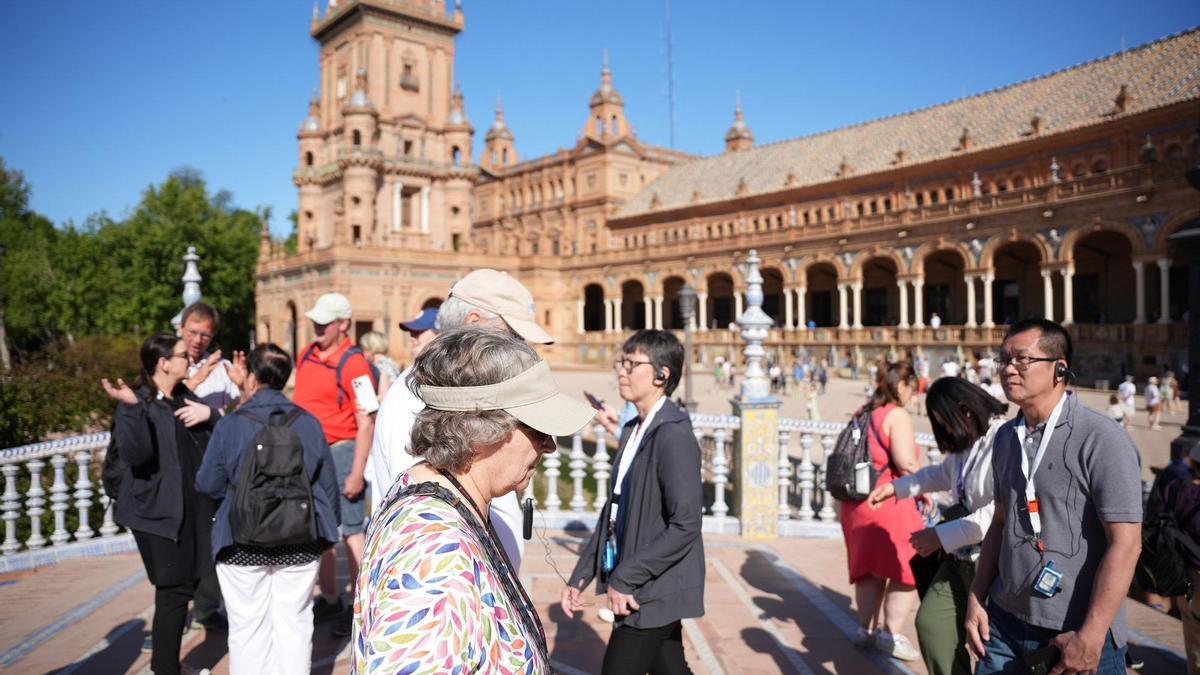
[678,283,698,411]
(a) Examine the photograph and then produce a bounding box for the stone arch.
[662,275,687,330]
[979,233,1052,270]
[760,266,786,327]
[797,253,846,281]
[621,279,646,330]
[849,247,905,280]
[706,272,736,330]
[1058,221,1144,265]
[860,256,900,326]
[992,241,1045,323]
[804,261,840,328]
[919,247,969,325]
[1071,231,1134,323]
[1155,207,1200,251]
[583,283,606,332]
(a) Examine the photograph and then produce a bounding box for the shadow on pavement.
[181,628,227,673]
[545,601,607,672]
[46,618,145,675]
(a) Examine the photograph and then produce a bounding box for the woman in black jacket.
[561,329,705,674]
[102,333,220,675]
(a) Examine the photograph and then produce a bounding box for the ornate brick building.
[256,2,1199,381]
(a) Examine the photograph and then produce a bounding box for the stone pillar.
[897,280,910,328]
[1133,261,1146,324]
[654,296,664,330]
[419,184,431,233]
[983,274,995,328]
[837,284,849,329]
[577,300,585,334]
[732,249,781,539]
[734,292,744,320]
[914,279,925,328]
[784,288,794,331]
[965,275,977,328]
[1042,270,1055,321]
[614,298,623,331]
[797,287,807,330]
[698,292,708,331]
[851,282,863,329]
[1061,267,1075,326]
[643,298,653,330]
[1159,258,1172,324]
[604,299,613,332]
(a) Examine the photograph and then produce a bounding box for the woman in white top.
[868,376,1008,675]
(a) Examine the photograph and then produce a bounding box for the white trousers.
[216,560,320,675]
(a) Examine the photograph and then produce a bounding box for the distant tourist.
[1146,376,1163,430]
[1107,394,1126,426]
[965,319,1142,673]
[941,358,960,378]
[357,330,400,399]
[841,362,924,661]
[929,312,942,330]
[1163,371,1179,416]
[1117,375,1137,430]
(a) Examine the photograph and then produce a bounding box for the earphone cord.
[535,508,595,607]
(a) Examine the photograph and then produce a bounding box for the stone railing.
[0,415,941,558]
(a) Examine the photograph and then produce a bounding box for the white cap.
[305,293,353,324]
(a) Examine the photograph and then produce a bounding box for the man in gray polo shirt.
[965,318,1142,674]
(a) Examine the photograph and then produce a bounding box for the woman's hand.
[593,403,619,437]
[910,527,942,557]
[867,483,896,509]
[174,399,212,427]
[606,587,640,617]
[101,378,138,405]
[560,586,584,619]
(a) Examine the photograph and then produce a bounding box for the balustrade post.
[73,451,95,540]
[797,432,815,521]
[818,437,837,521]
[569,430,589,512]
[592,426,611,510]
[711,428,730,518]
[544,437,565,510]
[49,454,71,545]
[25,459,47,549]
[777,430,792,520]
[2,464,20,554]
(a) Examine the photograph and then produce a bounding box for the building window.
[502,148,509,164]
[305,151,314,166]
[1011,175,1025,189]
[352,130,362,146]
[1072,162,1086,178]
[944,187,955,201]
[883,198,892,211]
[930,190,939,204]
[610,115,618,135]
[552,240,560,255]
[450,206,460,216]
[915,193,925,206]
[452,146,461,166]
[1091,158,1108,173]
[351,196,360,206]
[452,234,461,251]
[352,224,362,244]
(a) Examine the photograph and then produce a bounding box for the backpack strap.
[334,347,375,408]
[235,410,267,425]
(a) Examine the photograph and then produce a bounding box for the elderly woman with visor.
[351,327,595,674]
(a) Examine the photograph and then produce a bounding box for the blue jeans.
[975,602,1126,674]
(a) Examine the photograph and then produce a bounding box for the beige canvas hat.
[419,360,593,437]
[305,293,353,324]
[449,269,554,345]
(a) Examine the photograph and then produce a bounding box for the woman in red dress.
[840,361,924,661]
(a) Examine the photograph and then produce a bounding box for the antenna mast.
[665,0,676,149]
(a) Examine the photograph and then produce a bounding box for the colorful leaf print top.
[352,471,548,675]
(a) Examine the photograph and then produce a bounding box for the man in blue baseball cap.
[366,307,439,514]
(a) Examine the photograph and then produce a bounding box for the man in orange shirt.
[292,293,377,633]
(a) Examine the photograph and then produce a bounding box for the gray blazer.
[569,398,705,629]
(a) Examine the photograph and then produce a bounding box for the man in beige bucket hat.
[369,269,552,571]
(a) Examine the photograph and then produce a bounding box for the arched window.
[501,148,509,164]
[1166,143,1184,160]
[944,187,955,201]
[1071,162,1086,178]
[610,115,618,135]
[596,116,604,135]
[352,129,362,146]
[1011,175,1025,189]
[451,146,461,166]
[996,179,1008,193]
[305,151,314,166]
[1091,157,1108,174]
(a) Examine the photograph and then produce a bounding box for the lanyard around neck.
[1016,395,1067,544]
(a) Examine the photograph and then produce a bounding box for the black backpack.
[230,408,318,547]
[1135,477,1200,597]
[101,419,125,501]
[826,407,883,502]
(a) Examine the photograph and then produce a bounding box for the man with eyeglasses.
[965,318,1142,674]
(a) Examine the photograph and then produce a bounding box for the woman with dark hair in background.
[869,377,1008,675]
[101,334,220,675]
[562,329,706,674]
[839,361,924,661]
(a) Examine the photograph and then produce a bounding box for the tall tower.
[724,93,753,152]
[293,0,475,251]
[583,51,630,141]
[481,97,517,171]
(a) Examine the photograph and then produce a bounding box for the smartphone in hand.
[584,391,604,411]
[1021,644,1060,675]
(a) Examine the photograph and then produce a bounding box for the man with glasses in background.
[965,318,1142,674]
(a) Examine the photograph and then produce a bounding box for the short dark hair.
[181,301,220,329]
[926,377,1008,454]
[247,343,293,390]
[1004,318,1072,366]
[622,329,685,396]
[869,360,917,408]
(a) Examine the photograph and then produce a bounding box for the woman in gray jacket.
[561,329,705,674]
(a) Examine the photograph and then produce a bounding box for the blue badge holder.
[1033,560,1063,598]
[603,537,618,574]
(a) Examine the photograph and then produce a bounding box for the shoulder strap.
[333,346,374,407]
[235,410,266,425]
[298,343,319,366]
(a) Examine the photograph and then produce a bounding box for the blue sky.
[1,1,1195,236]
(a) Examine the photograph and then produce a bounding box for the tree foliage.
[0,157,263,445]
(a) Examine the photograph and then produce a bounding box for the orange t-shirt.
[292,338,373,444]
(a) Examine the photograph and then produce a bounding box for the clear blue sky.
[1,1,1195,237]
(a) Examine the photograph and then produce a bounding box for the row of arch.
[582,229,1190,331]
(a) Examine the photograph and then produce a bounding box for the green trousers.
[914,555,976,675]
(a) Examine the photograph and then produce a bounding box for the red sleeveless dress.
[838,404,923,585]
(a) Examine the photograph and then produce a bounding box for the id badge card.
[1032,560,1063,598]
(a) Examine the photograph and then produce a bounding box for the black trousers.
[191,570,223,622]
[602,621,692,675]
[151,581,198,675]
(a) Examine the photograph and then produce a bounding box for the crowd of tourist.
[100,275,1192,674]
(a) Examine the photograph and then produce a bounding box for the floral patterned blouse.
[352,471,548,674]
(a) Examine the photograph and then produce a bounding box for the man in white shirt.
[368,270,554,571]
[179,303,244,410]
[930,312,942,330]
[942,358,961,378]
[1117,375,1137,429]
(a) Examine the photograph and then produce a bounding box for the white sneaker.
[875,631,921,661]
[852,627,875,647]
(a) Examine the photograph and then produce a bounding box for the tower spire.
[724,90,753,152]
